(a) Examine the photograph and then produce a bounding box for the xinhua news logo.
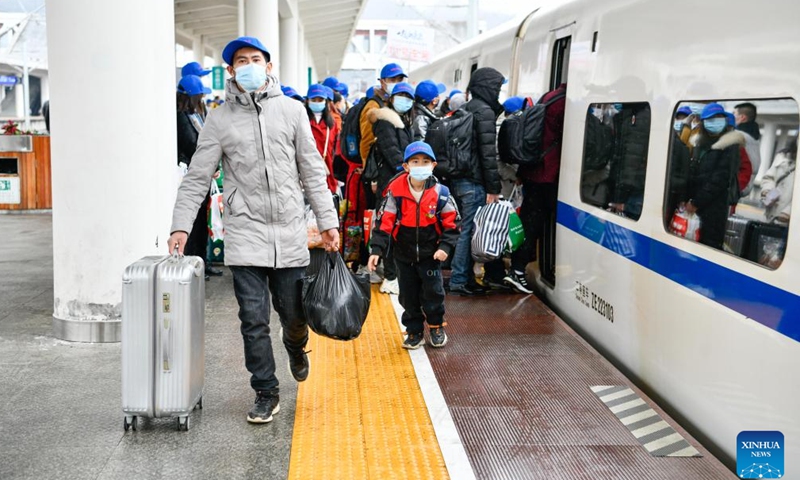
[737,431,784,479]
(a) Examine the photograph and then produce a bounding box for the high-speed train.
[412,0,800,470]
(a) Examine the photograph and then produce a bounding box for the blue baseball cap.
[725,112,736,127]
[322,76,339,89]
[503,96,525,115]
[181,61,211,78]
[448,89,463,99]
[436,83,446,94]
[177,75,211,96]
[700,103,726,120]
[307,84,327,99]
[281,85,303,100]
[380,63,407,80]
[415,80,440,104]
[322,85,334,100]
[390,82,414,97]
[222,36,271,65]
[676,106,692,117]
[403,141,436,162]
[334,82,349,97]
[366,86,375,98]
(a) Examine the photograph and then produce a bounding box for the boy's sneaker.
[504,271,533,294]
[288,349,311,382]
[247,391,280,424]
[380,278,399,295]
[429,325,448,348]
[402,331,425,349]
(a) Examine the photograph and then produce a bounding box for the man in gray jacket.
[168,36,339,424]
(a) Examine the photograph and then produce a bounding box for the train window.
[580,102,651,221]
[664,99,799,270]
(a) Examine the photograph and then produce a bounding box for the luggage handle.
[162,316,172,373]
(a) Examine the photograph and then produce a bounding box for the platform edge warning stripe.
[591,385,702,458]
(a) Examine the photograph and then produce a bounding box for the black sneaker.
[504,271,533,294]
[482,277,511,291]
[429,325,448,348]
[288,349,311,382]
[247,391,280,424]
[205,266,224,276]
[448,284,486,296]
[402,332,425,350]
[468,282,490,294]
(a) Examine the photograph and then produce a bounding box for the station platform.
[0,214,735,479]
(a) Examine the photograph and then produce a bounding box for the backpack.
[424,109,474,179]
[497,91,565,166]
[341,97,384,164]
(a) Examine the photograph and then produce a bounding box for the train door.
[540,35,571,287]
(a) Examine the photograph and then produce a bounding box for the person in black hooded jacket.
[447,67,504,296]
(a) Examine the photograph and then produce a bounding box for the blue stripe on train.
[557,201,800,342]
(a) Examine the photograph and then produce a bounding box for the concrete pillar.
[192,36,204,63]
[40,74,49,105]
[296,24,307,92]
[14,83,23,118]
[213,49,223,66]
[245,0,280,78]
[280,15,298,88]
[46,0,177,342]
[757,122,778,181]
[238,0,245,37]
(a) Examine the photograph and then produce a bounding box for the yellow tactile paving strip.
[288,285,449,479]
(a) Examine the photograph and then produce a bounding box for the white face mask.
[409,165,433,181]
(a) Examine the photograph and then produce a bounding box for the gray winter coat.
[171,77,338,268]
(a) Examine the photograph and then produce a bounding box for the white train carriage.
[413,0,800,469]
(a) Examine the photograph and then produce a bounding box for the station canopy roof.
[174,0,366,74]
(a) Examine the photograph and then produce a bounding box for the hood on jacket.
[467,67,504,115]
[737,120,761,141]
[712,130,746,150]
[225,74,282,107]
[368,106,405,128]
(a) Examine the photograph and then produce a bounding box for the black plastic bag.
[302,252,371,340]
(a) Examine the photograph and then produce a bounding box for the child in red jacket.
[368,141,461,349]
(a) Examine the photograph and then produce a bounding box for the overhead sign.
[212,66,225,90]
[386,27,435,63]
[0,75,19,86]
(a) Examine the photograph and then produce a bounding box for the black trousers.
[511,182,557,273]
[395,258,445,334]
[230,266,308,393]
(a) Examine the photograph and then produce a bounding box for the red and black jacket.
[370,173,460,264]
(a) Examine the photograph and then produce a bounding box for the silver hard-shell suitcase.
[121,253,205,431]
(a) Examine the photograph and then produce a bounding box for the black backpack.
[497,91,565,166]
[341,97,383,164]
[424,109,474,179]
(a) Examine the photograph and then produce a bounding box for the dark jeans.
[511,182,557,273]
[449,178,486,287]
[396,258,445,334]
[230,265,309,394]
[185,195,209,258]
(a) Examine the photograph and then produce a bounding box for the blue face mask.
[704,118,727,134]
[393,97,413,114]
[308,101,326,113]
[234,63,267,92]
[409,165,433,181]
[673,120,684,132]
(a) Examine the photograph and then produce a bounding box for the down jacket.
[462,67,503,194]
[368,106,412,193]
[760,151,795,223]
[608,103,651,210]
[688,130,740,249]
[412,103,439,142]
[171,77,338,268]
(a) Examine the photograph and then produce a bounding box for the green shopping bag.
[505,209,525,253]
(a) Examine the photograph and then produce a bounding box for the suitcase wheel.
[177,416,190,432]
[123,416,138,432]
[196,396,203,410]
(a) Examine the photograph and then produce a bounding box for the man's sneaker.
[402,331,425,349]
[380,278,400,295]
[448,284,484,296]
[482,277,511,291]
[247,391,280,424]
[504,271,533,294]
[288,349,311,382]
[429,325,448,348]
